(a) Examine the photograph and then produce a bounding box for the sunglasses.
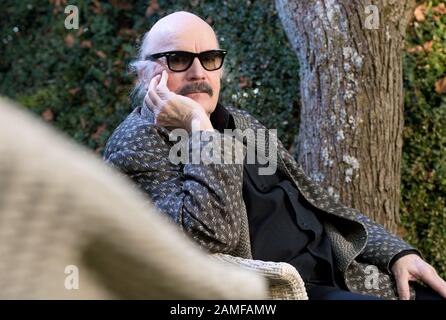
[145,49,227,72]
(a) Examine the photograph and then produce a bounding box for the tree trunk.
[275,0,415,233]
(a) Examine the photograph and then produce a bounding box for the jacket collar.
[141,100,155,124]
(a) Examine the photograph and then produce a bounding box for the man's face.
[146,25,223,116]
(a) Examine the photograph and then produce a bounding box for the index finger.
[395,271,411,300]
[419,268,446,298]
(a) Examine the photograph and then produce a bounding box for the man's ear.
[139,63,155,90]
[138,69,148,90]
[143,77,150,91]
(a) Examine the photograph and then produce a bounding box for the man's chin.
[185,94,214,115]
[185,92,209,102]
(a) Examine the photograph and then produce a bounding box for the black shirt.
[243,161,341,286]
[211,104,343,287]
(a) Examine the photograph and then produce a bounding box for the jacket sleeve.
[103,124,245,254]
[354,211,421,273]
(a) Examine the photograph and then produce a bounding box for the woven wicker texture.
[212,254,308,300]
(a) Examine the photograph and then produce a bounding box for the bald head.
[142,11,219,58]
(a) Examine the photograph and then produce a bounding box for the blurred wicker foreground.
[0,97,307,300]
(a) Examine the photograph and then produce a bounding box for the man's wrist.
[188,112,214,132]
[389,249,421,271]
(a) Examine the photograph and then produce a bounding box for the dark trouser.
[307,282,445,300]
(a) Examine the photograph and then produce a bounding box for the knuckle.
[419,263,434,274]
[428,266,437,276]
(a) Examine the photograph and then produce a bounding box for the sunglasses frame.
[145,49,227,72]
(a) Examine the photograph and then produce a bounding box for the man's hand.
[145,70,214,133]
[391,253,446,300]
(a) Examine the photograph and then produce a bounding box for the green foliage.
[1,0,445,278]
[0,0,299,151]
[402,0,446,278]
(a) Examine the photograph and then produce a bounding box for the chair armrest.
[211,253,308,300]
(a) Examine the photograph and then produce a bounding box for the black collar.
[210,103,234,132]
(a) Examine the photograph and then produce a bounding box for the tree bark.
[275,0,415,233]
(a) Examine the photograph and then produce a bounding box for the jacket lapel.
[231,110,368,273]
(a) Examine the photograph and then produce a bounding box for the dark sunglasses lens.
[168,52,193,71]
[200,51,225,71]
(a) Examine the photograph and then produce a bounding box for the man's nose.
[186,57,206,80]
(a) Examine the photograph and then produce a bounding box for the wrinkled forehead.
[143,23,220,56]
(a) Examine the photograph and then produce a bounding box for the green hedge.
[402,0,446,278]
[1,0,445,277]
[0,0,299,151]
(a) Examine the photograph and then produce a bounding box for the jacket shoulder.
[226,105,252,118]
[103,107,168,159]
[225,105,266,130]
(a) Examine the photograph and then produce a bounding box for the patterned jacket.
[103,103,420,299]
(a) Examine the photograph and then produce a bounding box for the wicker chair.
[212,254,308,300]
[0,96,307,300]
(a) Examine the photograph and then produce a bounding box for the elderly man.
[104,11,446,300]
